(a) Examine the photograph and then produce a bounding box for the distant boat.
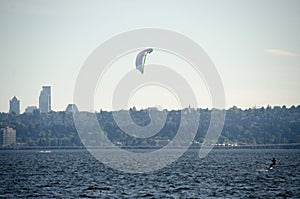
[39,150,51,153]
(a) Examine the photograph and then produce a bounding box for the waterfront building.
[2,127,16,147]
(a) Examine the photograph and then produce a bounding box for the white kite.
[135,48,153,74]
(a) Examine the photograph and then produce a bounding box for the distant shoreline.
[1,143,299,150]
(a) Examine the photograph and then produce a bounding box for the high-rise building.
[39,86,51,113]
[2,127,16,147]
[9,96,20,115]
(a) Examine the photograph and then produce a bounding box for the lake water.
[0,149,299,198]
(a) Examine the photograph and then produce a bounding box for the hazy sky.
[0,0,299,112]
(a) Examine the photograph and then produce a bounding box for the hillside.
[0,105,299,147]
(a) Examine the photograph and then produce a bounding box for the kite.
[135,48,153,74]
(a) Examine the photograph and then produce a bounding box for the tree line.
[0,105,299,147]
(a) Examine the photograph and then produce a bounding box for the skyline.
[3,87,300,114]
[0,0,300,112]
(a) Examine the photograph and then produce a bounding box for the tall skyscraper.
[39,86,51,113]
[2,127,16,147]
[9,96,20,115]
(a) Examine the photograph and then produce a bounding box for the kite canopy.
[135,48,153,74]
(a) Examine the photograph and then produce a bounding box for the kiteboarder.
[268,157,276,169]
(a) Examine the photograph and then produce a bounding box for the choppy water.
[0,149,299,198]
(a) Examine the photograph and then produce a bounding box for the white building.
[25,106,38,114]
[2,127,16,147]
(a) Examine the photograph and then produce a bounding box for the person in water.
[268,157,276,169]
